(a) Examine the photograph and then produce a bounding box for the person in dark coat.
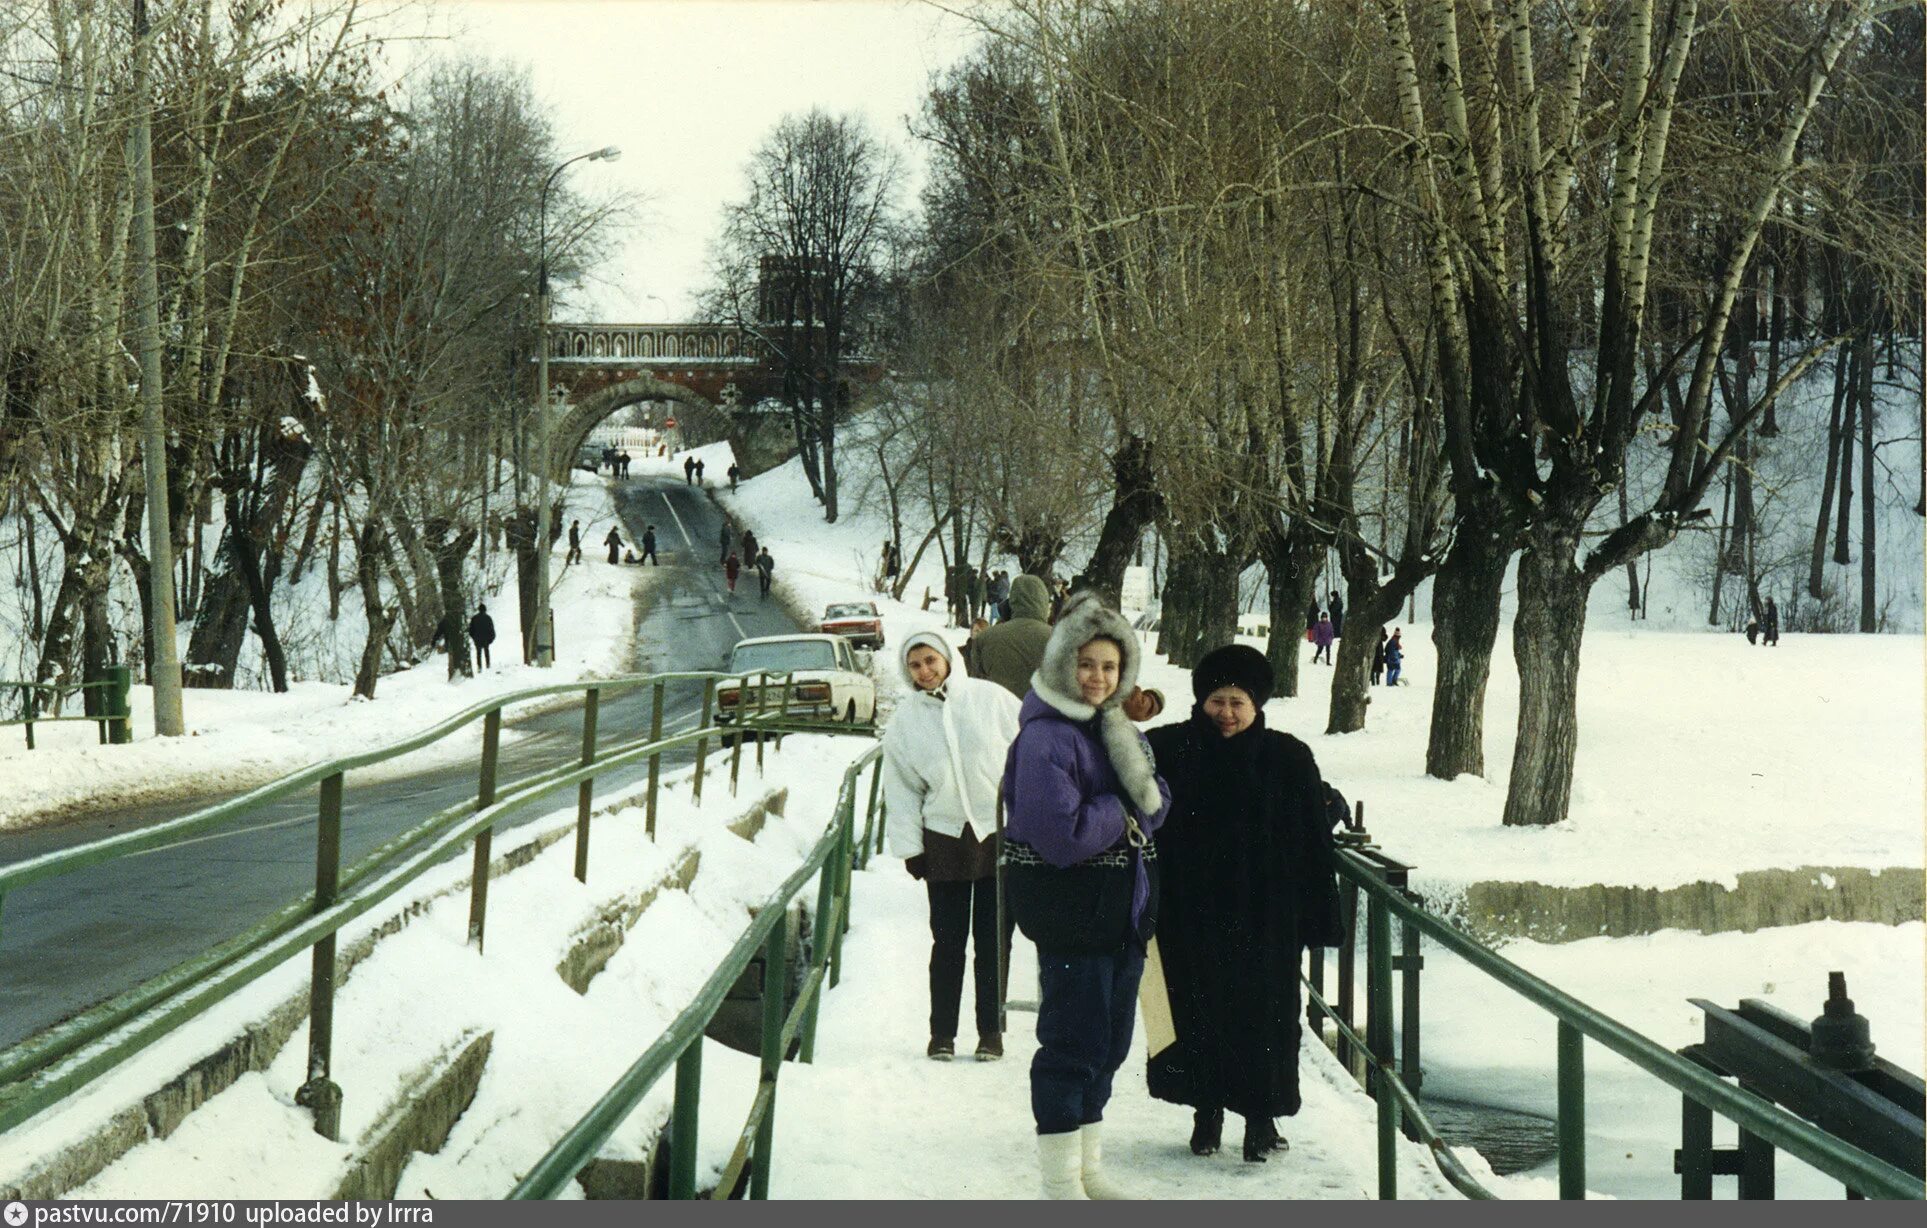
[1304,600,1320,638]
[604,526,623,565]
[724,551,742,593]
[967,574,1054,697]
[1002,593,1172,1199]
[641,525,659,565]
[755,547,774,598]
[683,456,695,485]
[1328,591,1344,640]
[728,463,742,491]
[694,458,706,484]
[1144,644,1344,1163]
[1762,598,1780,647]
[565,520,583,566]
[466,604,496,669]
[1371,629,1388,686]
[1384,629,1404,685]
[619,449,632,478]
[742,528,758,561]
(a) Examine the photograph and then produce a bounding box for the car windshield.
[731,640,837,673]
[824,604,874,619]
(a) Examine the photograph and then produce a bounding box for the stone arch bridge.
[539,322,883,477]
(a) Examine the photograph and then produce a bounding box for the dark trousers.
[1031,944,1145,1135]
[471,641,491,669]
[642,546,658,565]
[927,877,1001,1042]
[758,572,772,597]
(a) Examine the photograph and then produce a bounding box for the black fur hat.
[1192,643,1273,708]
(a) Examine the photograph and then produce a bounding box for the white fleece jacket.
[881,631,1022,859]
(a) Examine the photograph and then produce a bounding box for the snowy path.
[769,862,1470,1200]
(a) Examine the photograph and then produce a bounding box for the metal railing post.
[1558,1020,1586,1199]
[729,680,745,796]
[105,665,132,745]
[754,672,768,774]
[646,680,664,839]
[801,853,838,1063]
[23,684,35,750]
[1679,1092,1714,1198]
[774,670,791,752]
[829,809,852,987]
[296,771,344,1140]
[1399,914,1423,1098]
[750,917,788,1200]
[670,1039,703,1198]
[574,687,600,883]
[468,707,501,951]
[1337,880,1358,1075]
[1367,888,1397,1199]
[693,679,715,806]
[858,757,884,869]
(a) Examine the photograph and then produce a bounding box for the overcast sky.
[397,0,986,321]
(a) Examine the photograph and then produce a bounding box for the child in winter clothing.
[1311,615,1335,665]
[1385,629,1404,686]
[724,552,742,593]
[882,633,1022,1064]
[1002,593,1172,1199]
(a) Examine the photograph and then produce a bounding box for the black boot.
[1242,1115,1289,1163]
[1190,1107,1224,1156]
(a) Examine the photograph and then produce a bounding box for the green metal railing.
[1314,838,1924,1202]
[1,666,132,748]
[511,743,883,1200]
[0,667,869,1140]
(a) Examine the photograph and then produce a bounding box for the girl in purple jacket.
[1001,593,1172,1199]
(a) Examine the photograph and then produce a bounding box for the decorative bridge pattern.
[545,322,761,365]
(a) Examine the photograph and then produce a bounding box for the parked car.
[818,601,885,649]
[717,634,878,726]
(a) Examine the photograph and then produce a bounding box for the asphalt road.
[0,475,803,1051]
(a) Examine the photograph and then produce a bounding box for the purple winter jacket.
[1002,691,1173,937]
[1313,618,1335,648]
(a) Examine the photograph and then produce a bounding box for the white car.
[718,633,878,725]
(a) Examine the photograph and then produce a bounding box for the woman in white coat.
[883,630,1023,1062]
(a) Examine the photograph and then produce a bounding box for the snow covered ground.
[0,471,650,831]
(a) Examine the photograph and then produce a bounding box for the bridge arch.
[547,374,731,478]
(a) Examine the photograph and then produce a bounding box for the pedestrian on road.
[728,463,741,491]
[1303,600,1319,640]
[604,526,623,565]
[755,547,774,598]
[1002,593,1171,1200]
[603,446,617,474]
[566,520,583,566]
[883,632,1023,1066]
[1311,615,1334,665]
[966,574,1053,697]
[695,458,706,485]
[988,570,1011,623]
[466,604,496,670]
[969,568,989,623]
[683,456,695,485]
[724,551,742,593]
[1143,644,1344,1163]
[1385,629,1404,686]
[742,528,758,561]
[1371,629,1388,686]
[1328,591,1345,640]
[1763,597,1780,647]
[641,526,659,565]
[619,450,632,478]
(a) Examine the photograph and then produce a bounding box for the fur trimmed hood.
[1025,591,1163,818]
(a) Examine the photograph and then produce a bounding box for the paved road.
[0,475,803,1050]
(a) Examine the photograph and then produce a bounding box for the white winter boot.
[1037,1131,1090,1199]
[1078,1122,1136,1200]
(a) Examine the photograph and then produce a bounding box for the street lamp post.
[530,144,620,667]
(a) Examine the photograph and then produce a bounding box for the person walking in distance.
[1303,600,1319,642]
[619,449,632,478]
[1763,597,1780,647]
[565,520,583,566]
[1384,628,1404,686]
[466,604,496,670]
[1311,613,1335,666]
[1002,593,1172,1199]
[1327,591,1344,640]
[604,525,623,565]
[694,458,706,485]
[727,462,741,491]
[724,550,742,594]
[1143,645,1344,1163]
[742,528,759,562]
[641,525,659,565]
[683,455,695,485]
[883,633,1023,1065]
[755,546,774,598]
[1371,629,1388,686]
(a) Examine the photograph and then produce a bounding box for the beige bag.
[1139,937,1177,1059]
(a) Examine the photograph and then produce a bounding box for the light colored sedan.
[718,633,878,725]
